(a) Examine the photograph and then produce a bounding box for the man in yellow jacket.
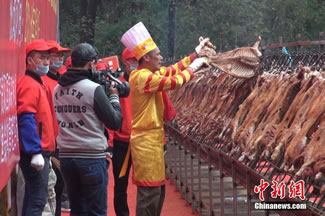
[121,22,209,216]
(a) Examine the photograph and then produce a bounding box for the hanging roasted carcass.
[169,36,263,141]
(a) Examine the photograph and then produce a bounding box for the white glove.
[105,146,113,160]
[31,153,45,171]
[195,37,210,54]
[105,151,113,160]
[188,57,209,72]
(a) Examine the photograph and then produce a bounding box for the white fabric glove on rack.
[188,57,209,72]
[195,37,210,54]
[31,153,45,171]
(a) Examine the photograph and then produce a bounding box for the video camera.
[91,68,130,98]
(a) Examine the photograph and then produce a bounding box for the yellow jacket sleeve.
[137,67,194,94]
[158,52,197,77]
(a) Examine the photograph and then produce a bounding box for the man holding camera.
[104,48,135,216]
[120,22,209,216]
[53,43,122,215]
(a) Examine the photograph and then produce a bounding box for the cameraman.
[53,43,122,215]
[104,48,135,216]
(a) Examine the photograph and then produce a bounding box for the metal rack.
[164,39,325,215]
[165,124,323,215]
[258,51,325,74]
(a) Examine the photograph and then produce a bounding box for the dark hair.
[138,50,153,65]
[71,43,98,67]
[25,50,37,65]
[138,56,144,65]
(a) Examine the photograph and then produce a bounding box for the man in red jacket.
[108,48,135,216]
[42,40,71,216]
[43,40,71,139]
[17,39,57,216]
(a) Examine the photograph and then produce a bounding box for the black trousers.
[112,140,132,216]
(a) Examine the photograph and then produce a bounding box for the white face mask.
[35,65,49,76]
[129,63,138,71]
[30,58,49,76]
[51,61,64,70]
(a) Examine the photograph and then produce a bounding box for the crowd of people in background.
[17,22,210,216]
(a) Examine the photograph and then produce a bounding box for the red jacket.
[17,71,56,152]
[42,72,60,137]
[107,76,132,145]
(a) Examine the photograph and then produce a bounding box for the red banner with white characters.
[100,56,120,71]
[0,0,58,191]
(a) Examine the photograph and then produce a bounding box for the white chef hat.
[121,22,157,60]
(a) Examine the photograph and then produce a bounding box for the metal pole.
[247,172,252,216]
[198,144,202,214]
[208,148,214,216]
[219,153,225,216]
[179,144,184,195]
[232,160,238,216]
[172,139,177,184]
[184,148,189,205]
[191,140,195,213]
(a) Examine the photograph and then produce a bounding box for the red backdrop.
[0,0,58,191]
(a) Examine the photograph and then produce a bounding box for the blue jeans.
[19,152,50,216]
[60,158,109,216]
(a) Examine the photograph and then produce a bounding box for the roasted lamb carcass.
[294,110,325,179]
[266,71,320,161]
[201,75,253,145]
[208,36,262,79]
[247,70,305,161]
[169,37,263,150]
[232,74,277,161]
[280,80,325,172]
[257,71,303,159]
